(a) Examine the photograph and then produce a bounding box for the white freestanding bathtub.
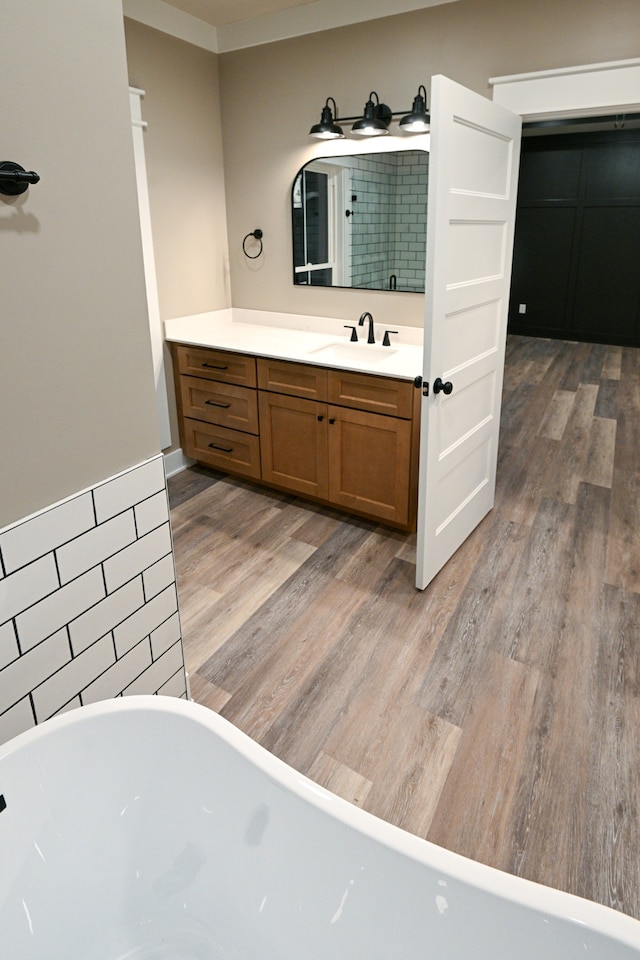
[2,696,639,960]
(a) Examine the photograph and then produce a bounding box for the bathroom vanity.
[166,310,423,530]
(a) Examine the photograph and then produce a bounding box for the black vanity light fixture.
[398,85,430,134]
[309,97,344,140]
[351,92,392,137]
[309,86,430,140]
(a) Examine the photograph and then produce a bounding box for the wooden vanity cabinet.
[172,344,261,480]
[257,358,420,529]
[172,346,420,530]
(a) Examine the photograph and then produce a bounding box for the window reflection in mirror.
[292,150,428,293]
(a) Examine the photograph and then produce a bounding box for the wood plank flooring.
[168,335,640,920]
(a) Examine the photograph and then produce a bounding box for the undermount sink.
[309,342,398,365]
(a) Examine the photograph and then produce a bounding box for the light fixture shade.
[351,92,390,137]
[399,85,430,134]
[309,97,344,139]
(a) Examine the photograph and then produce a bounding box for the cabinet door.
[259,392,328,499]
[327,406,412,525]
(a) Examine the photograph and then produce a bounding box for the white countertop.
[164,308,424,381]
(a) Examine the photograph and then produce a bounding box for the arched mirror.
[292,149,428,293]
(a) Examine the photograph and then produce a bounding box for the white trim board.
[163,448,195,478]
[129,88,172,452]
[490,59,640,121]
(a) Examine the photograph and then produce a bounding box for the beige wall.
[1,0,159,528]
[124,20,230,321]
[124,19,229,453]
[219,0,640,330]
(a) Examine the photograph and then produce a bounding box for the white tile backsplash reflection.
[0,455,186,744]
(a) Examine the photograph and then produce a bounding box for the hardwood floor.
[168,335,640,920]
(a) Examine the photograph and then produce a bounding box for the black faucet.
[358,311,375,344]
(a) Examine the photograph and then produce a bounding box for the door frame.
[489,58,640,122]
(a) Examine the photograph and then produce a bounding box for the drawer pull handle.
[208,442,233,453]
[205,400,231,408]
[202,362,228,370]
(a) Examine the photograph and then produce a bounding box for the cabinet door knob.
[317,415,324,422]
[329,418,336,424]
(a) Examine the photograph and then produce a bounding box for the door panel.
[416,76,521,590]
[442,298,502,371]
[575,205,640,339]
[509,131,640,346]
[509,207,576,334]
[446,220,507,285]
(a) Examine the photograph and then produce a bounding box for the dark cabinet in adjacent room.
[509,129,640,346]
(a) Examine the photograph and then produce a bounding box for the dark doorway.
[508,127,640,346]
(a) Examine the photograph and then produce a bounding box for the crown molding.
[122,0,460,54]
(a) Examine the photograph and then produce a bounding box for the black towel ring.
[243,228,263,259]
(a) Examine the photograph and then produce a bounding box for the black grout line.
[13,618,22,658]
[52,548,62,589]
[4,538,173,637]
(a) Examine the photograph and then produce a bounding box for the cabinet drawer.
[179,376,258,434]
[257,357,328,400]
[328,370,414,418]
[175,344,257,387]
[182,418,261,480]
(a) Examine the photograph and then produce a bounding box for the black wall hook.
[242,228,263,259]
[0,161,40,196]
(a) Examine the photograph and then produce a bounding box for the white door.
[416,76,522,590]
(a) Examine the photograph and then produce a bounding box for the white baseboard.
[163,448,194,478]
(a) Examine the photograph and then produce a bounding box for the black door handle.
[433,377,453,395]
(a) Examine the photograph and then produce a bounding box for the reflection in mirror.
[292,150,428,293]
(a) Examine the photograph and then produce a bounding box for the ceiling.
[159,0,319,27]
[123,0,460,53]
